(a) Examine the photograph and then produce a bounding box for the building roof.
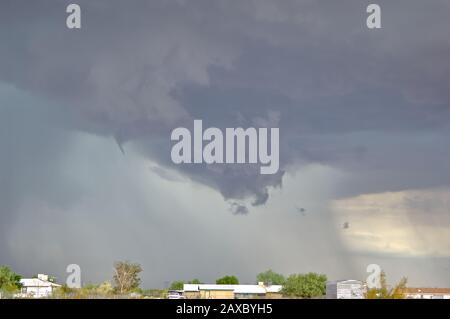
[20,278,61,288]
[183,284,235,292]
[183,284,200,292]
[266,285,283,293]
[183,284,283,294]
[402,288,450,294]
[234,285,267,294]
[327,280,363,285]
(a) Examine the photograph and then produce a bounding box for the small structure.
[183,284,235,299]
[183,282,283,299]
[326,280,365,299]
[402,288,450,299]
[18,274,61,298]
[234,283,283,299]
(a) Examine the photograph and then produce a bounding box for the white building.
[233,284,283,299]
[326,280,365,299]
[18,274,61,298]
[403,288,450,299]
[183,282,283,299]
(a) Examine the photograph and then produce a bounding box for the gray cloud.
[2,1,450,202]
[230,202,249,215]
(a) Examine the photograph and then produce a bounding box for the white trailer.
[326,280,365,299]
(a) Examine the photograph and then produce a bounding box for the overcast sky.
[1,0,450,288]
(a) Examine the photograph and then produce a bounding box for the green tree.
[113,261,142,294]
[216,275,239,285]
[256,270,286,285]
[365,271,407,299]
[282,273,327,298]
[188,279,202,284]
[169,280,185,290]
[96,281,115,295]
[0,266,22,293]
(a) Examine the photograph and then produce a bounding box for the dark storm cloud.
[1,0,450,206]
